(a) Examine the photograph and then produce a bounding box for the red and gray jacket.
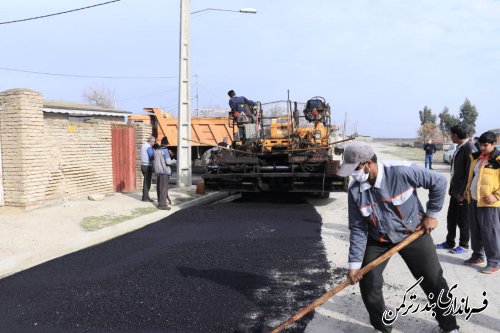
[347,161,447,268]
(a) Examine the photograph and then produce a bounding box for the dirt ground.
[305,140,498,333]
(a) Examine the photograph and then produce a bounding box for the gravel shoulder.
[306,140,498,333]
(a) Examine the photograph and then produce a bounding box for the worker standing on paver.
[140,136,156,202]
[338,141,459,333]
[228,89,255,140]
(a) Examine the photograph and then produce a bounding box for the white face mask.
[351,164,369,183]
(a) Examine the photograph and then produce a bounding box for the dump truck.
[128,108,233,167]
[202,97,350,196]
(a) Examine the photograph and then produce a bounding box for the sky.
[1,0,499,138]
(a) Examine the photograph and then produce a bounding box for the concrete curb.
[0,191,230,279]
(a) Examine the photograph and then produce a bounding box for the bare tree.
[82,86,116,108]
[417,122,440,142]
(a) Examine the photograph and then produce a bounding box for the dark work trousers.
[469,200,500,267]
[141,165,153,201]
[157,174,170,208]
[359,233,458,333]
[445,196,470,248]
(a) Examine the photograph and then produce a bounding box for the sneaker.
[449,246,468,254]
[480,266,499,274]
[436,242,454,250]
[463,257,485,266]
[440,329,459,333]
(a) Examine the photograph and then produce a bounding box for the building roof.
[43,100,131,117]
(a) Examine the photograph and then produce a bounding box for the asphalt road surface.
[0,193,344,333]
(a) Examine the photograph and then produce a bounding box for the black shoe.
[158,205,171,211]
[142,198,154,202]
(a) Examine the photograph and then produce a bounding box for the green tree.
[418,106,436,125]
[438,107,460,139]
[459,98,478,137]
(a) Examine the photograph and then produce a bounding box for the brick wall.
[0,88,117,208]
[43,113,114,202]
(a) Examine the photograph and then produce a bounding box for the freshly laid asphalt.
[0,193,344,333]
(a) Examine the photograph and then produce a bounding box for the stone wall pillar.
[0,89,47,207]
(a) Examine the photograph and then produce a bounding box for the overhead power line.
[0,67,176,79]
[117,88,178,102]
[0,0,121,25]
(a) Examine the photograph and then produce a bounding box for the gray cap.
[337,141,375,177]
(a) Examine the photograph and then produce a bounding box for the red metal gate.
[111,125,136,192]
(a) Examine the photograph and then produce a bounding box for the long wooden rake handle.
[271,229,425,333]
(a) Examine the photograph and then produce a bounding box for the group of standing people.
[423,126,499,275]
[338,126,498,333]
[140,136,174,211]
[435,127,500,275]
[138,88,245,208]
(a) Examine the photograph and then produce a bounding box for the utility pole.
[176,3,255,188]
[177,0,192,188]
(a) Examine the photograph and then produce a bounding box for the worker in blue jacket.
[228,89,255,140]
[337,141,459,333]
[140,136,156,202]
[153,138,175,210]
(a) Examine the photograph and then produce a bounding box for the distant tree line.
[417,98,478,142]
